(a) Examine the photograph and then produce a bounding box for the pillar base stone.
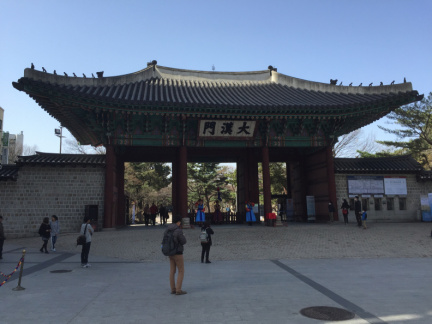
[182,217,191,229]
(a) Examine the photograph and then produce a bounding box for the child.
[361,207,367,229]
[50,215,60,251]
[38,217,51,253]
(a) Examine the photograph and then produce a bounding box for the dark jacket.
[0,222,4,240]
[166,223,186,254]
[354,200,362,213]
[38,223,51,239]
[341,200,350,213]
[201,226,214,246]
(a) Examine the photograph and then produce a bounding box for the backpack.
[199,228,209,243]
[76,224,88,246]
[161,229,178,256]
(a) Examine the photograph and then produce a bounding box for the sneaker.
[81,264,86,268]
[52,248,56,252]
[175,290,187,295]
[85,264,91,267]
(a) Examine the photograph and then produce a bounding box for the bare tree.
[333,129,384,157]
[22,144,39,156]
[64,138,105,154]
[7,142,23,163]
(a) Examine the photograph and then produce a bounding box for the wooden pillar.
[178,146,189,228]
[326,146,338,221]
[262,146,272,220]
[116,160,125,226]
[104,145,117,228]
[171,158,178,223]
[247,149,259,203]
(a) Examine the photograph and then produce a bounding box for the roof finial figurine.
[339,81,343,86]
[42,67,47,73]
[96,71,104,78]
[359,83,362,86]
[369,82,373,87]
[380,82,383,86]
[349,82,352,86]
[212,64,215,71]
[54,70,57,75]
[64,72,68,77]
[391,80,395,85]
[31,63,34,69]
[92,73,95,78]
[330,79,338,85]
[404,77,406,83]
[73,73,77,77]
[83,73,86,78]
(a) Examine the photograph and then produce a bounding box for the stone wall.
[0,166,105,238]
[335,174,432,222]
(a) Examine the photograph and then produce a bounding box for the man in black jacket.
[354,196,362,227]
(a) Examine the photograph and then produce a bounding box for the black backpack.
[161,229,178,256]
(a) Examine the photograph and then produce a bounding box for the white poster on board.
[384,177,407,195]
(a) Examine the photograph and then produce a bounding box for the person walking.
[354,196,362,227]
[159,204,167,225]
[150,202,158,226]
[328,201,335,222]
[144,203,150,226]
[0,215,5,260]
[38,217,51,253]
[200,220,214,264]
[165,215,187,295]
[341,199,350,225]
[50,215,60,251]
[80,216,94,268]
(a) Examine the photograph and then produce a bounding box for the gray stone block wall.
[0,166,105,238]
[335,174,432,222]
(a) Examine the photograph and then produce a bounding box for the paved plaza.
[1,222,432,323]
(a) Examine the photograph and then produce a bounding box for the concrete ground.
[1,222,432,323]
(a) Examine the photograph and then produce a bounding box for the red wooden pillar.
[247,149,260,204]
[262,146,272,220]
[178,146,189,227]
[104,145,117,228]
[171,157,178,223]
[326,146,338,220]
[116,160,125,226]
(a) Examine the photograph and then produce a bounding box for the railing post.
[12,250,26,291]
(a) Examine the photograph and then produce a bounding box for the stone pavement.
[1,222,432,323]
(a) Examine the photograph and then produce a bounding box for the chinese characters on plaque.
[199,120,256,138]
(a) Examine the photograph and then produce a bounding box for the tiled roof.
[0,165,19,181]
[417,171,432,181]
[16,152,105,166]
[13,66,422,115]
[334,155,423,173]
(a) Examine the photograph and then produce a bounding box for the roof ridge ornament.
[268,65,277,76]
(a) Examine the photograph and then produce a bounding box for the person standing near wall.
[0,215,5,260]
[38,217,51,253]
[50,215,60,252]
[328,201,335,223]
[354,196,362,227]
[200,220,214,263]
[341,199,350,225]
[80,216,94,268]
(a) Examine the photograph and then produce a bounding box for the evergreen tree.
[187,163,230,212]
[378,92,432,169]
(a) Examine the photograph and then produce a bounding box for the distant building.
[0,107,4,165]
[1,131,24,164]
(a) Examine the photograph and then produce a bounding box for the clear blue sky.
[1,0,431,153]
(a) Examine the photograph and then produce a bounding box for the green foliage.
[378,92,432,169]
[187,163,231,212]
[124,162,171,204]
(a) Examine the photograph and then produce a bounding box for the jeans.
[51,235,57,249]
[169,254,185,291]
[81,242,91,265]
